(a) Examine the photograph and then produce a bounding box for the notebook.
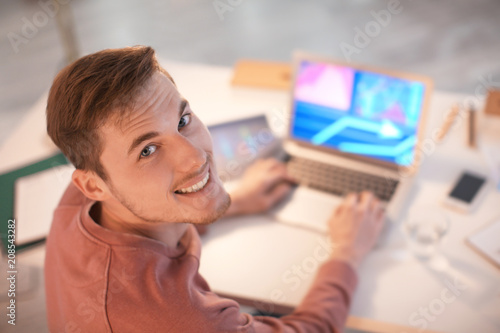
[467,217,500,269]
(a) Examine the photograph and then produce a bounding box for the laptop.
[268,52,433,234]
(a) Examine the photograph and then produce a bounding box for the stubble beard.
[107,174,232,226]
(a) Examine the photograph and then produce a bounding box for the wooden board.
[231,59,291,90]
[484,89,500,116]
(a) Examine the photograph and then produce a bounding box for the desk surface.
[1,60,499,333]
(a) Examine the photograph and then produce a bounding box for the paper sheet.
[14,164,75,244]
[467,218,500,269]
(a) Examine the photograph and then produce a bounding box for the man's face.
[98,72,230,225]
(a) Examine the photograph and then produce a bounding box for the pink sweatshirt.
[45,183,358,332]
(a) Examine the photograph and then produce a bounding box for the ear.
[72,169,110,201]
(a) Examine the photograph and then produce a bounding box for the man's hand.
[328,191,386,270]
[225,158,296,217]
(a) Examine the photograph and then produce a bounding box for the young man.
[45,46,385,332]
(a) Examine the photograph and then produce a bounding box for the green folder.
[0,152,69,252]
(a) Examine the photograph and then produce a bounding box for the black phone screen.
[449,173,486,203]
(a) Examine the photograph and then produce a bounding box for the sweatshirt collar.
[79,199,197,259]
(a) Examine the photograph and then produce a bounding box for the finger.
[369,200,385,228]
[262,157,281,170]
[374,213,386,234]
[331,203,344,218]
[375,205,386,224]
[360,191,374,209]
[273,163,299,184]
[267,157,283,168]
[267,160,290,176]
[262,166,294,190]
[368,195,381,214]
[268,161,286,172]
[280,167,299,184]
[266,182,293,206]
[344,192,358,207]
[260,160,298,184]
[251,158,281,177]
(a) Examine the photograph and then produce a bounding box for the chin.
[191,181,231,224]
[166,167,230,225]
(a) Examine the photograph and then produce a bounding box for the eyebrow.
[179,99,187,118]
[128,131,160,156]
[127,98,189,156]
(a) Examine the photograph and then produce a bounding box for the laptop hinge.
[284,141,401,179]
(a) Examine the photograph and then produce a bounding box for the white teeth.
[177,173,209,194]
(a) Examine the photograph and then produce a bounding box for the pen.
[437,104,459,142]
[467,104,476,148]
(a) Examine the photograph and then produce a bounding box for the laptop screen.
[290,60,426,166]
[208,115,280,179]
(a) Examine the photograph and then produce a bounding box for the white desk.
[168,61,500,333]
[1,60,499,333]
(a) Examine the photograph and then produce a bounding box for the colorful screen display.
[291,61,425,166]
[208,115,278,178]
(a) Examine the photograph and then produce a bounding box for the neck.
[90,201,189,248]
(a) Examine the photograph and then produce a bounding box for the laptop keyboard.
[287,157,399,202]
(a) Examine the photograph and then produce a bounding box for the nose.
[168,134,207,174]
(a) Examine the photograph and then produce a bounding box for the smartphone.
[443,171,489,213]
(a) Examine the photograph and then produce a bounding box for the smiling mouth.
[175,173,210,194]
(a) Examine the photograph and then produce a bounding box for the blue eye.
[140,145,157,158]
[178,114,191,129]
